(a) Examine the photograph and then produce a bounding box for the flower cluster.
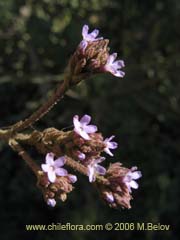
[68,25,125,84]
[97,163,142,209]
[39,152,77,207]
[40,114,141,209]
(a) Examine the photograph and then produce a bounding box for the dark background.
[0,0,180,239]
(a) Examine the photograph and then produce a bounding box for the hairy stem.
[12,79,70,132]
[9,139,40,175]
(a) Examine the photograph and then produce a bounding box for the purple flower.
[77,151,86,161]
[123,167,142,193]
[73,114,97,140]
[41,153,68,183]
[103,53,125,78]
[47,198,56,207]
[82,24,103,42]
[87,157,106,182]
[104,135,118,156]
[68,174,78,183]
[79,25,103,52]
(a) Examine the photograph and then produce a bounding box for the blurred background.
[0,0,180,239]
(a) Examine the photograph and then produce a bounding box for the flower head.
[87,157,106,182]
[123,167,142,193]
[104,135,118,156]
[41,153,68,183]
[73,114,97,140]
[103,53,125,78]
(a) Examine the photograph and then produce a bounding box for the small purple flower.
[104,135,118,156]
[87,157,106,182]
[123,167,142,193]
[103,53,125,78]
[41,153,68,183]
[68,174,78,183]
[77,151,86,161]
[47,198,56,207]
[73,114,97,140]
[82,24,103,42]
[79,25,103,52]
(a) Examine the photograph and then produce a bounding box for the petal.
[79,40,88,52]
[108,141,118,149]
[55,168,68,176]
[107,53,117,64]
[41,164,50,173]
[106,135,115,142]
[54,156,66,167]
[47,198,56,207]
[83,124,97,133]
[95,157,106,164]
[89,29,99,39]
[80,114,91,125]
[113,60,125,69]
[73,115,81,129]
[48,170,56,183]
[113,70,125,78]
[88,166,95,182]
[82,25,89,38]
[131,171,142,180]
[104,148,113,156]
[95,165,106,175]
[78,129,90,140]
[45,153,54,165]
[130,180,139,189]
[69,175,77,183]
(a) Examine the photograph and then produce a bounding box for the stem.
[9,139,40,175]
[11,75,71,133]
[66,157,88,176]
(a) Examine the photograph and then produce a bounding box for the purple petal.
[45,153,54,165]
[82,25,89,38]
[89,29,99,39]
[88,165,95,183]
[108,141,118,149]
[107,53,117,64]
[47,198,56,207]
[106,135,115,142]
[41,164,50,172]
[78,129,90,140]
[55,168,68,176]
[79,40,88,52]
[131,171,142,180]
[104,148,113,156]
[114,60,125,68]
[80,114,91,125]
[73,115,81,129]
[114,70,125,78]
[83,124,97,133]
[95,165,106,175]
[48,170,56,183]
[95,157,105,164]
[54,156,66,168]
[130,180,139,189]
